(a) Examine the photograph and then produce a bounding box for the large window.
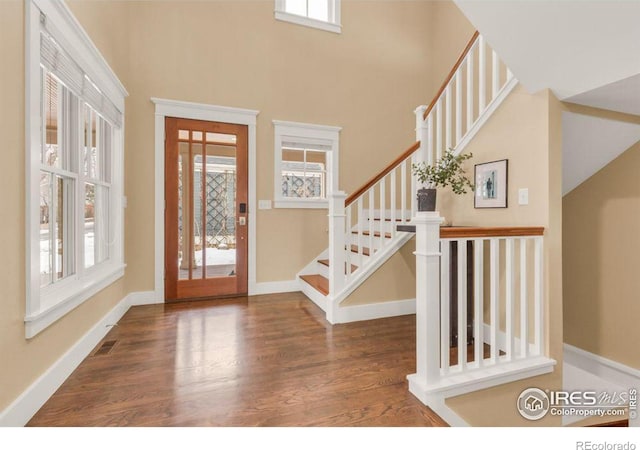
[273,120,340,209]
[26,0,127,338]
[274,0,341,34]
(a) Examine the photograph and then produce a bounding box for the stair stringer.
[326,231,414,324]
[452,77,519,157]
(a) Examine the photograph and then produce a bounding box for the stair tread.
[300,274,329,296]
[317,259,358,273]
[370,218,405,222]
[349,244,372,256]
[352,230,392,238]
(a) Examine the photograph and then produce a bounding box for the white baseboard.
[250,279,300,296]
[334,298,415,324]
[0,290,161,427]
[127,290,163,306]
[564,343,640,389]
[0,296,129,426]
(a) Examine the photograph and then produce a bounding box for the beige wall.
[441,87,564,426]
[0,0,129,412]
[341,238,416,306]
[563,140,640,370]
[123,0,449,285]
[1,0,477,413]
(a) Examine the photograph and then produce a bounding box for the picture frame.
[474,159,508,208]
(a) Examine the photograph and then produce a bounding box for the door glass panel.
[178,142,189,280]
[204,142,237,278]
[206,132,236,145]
[178,129,189,140]
[192,131,203,142]
[192,145,203,279]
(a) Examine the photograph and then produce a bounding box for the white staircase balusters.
[300,31,521,326]
[410,222,553,402]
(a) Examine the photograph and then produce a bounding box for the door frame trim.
[152,98,259,301]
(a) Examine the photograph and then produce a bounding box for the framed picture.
[474,159,508,208]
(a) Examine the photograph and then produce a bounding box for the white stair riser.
[316,262,329,278]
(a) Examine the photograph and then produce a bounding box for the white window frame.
[274,0,342,34]
[273,120,340,209]
[25,0,128,338]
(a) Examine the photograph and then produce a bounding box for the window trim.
[274,0,342,34]
[273,120,341,209]
[25,0,128,338]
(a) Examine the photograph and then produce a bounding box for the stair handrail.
[423,31,479,120]
[328,29,518,300]
[344,141,420,207]
[343,30,480,208]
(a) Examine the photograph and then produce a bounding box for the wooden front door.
[165,117,248,301]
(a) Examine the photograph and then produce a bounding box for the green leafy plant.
[412,149,474,195]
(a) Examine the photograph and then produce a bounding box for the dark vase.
[417,187,437,212]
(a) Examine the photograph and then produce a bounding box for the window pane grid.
[281,147,326,199]
[37,72,115,285]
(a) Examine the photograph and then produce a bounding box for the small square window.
[275,0,341,34]
[273,120,340,209]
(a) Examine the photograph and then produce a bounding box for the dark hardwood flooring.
[28,292,448,427]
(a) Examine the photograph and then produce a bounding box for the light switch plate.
[258,200,272,210]
[518,188,529,205]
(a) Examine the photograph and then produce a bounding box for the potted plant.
[412,149,474,212]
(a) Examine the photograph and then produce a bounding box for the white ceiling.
[454,1,640,114]
[565,73,640,116]
[562,112,640,195]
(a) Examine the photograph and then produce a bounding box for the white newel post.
[328,191,347,321]
[409,211,444,398]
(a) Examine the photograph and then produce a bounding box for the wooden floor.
[28,292,448,427]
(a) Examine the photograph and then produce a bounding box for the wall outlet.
[258,200,272,210]
[518,188,529,205]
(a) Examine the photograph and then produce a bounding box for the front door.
[165,117,248,301]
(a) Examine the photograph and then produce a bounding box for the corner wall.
[563,140,640,370]
[438,86,564,426]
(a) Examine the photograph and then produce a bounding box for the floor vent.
[93,339,118,356]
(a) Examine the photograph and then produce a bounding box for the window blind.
[281,139,332,151]
[40,33,123,128]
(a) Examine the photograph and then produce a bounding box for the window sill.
[274,199,329,209]
[274,10,342,34]
[25,262,126,338]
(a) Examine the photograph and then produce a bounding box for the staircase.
[298,31,519,323]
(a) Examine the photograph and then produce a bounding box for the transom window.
[274,0,341,34]
[26,0,127,338]
[273,120,340,209]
